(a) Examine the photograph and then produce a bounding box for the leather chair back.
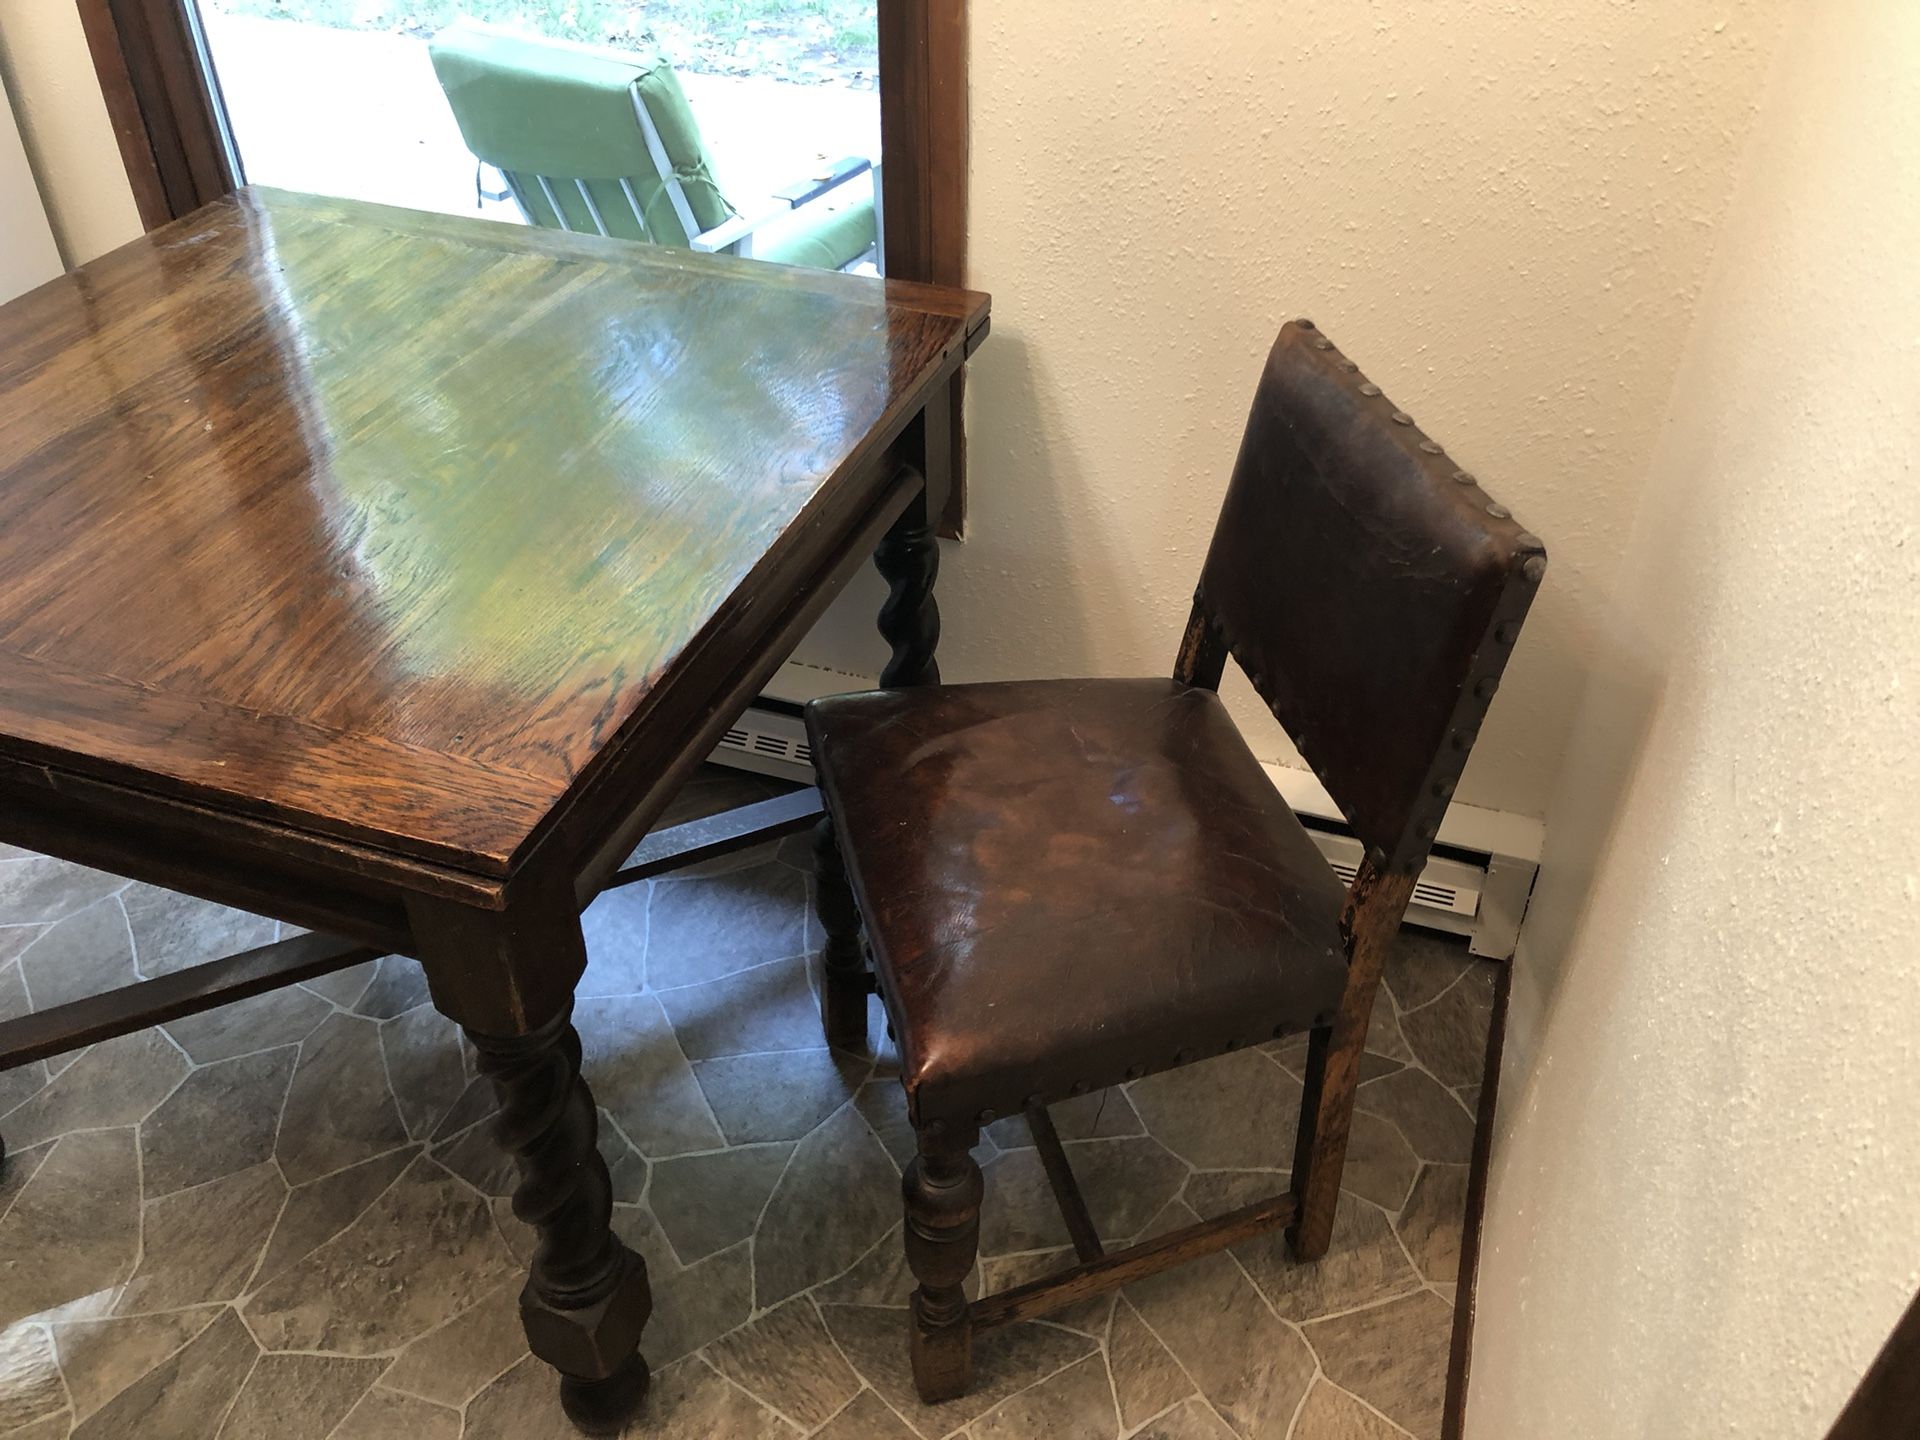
[1193,320,1546,875]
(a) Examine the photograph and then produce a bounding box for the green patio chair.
[428,19,879,272]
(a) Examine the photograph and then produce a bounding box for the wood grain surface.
[0,188,987,877]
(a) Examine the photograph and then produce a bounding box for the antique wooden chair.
[804,318,1547,1404]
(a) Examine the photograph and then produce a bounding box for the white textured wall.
[800,0,1789,819]
[0,0,141,265]
[1472,0,1920,1432]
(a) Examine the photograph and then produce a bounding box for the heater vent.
[714,709,813,779]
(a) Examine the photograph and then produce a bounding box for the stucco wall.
[1472,0,1920,1431]
[799,0,1790,819]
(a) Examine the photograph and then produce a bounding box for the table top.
[0,187,987,879]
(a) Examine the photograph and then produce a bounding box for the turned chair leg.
[903,1120,983,1403]
[812,816,871,1051]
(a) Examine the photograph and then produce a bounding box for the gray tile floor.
[0,767,1495,1440]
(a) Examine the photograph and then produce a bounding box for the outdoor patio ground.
[201,11,881,236]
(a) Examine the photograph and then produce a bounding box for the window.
[78,0,968,520]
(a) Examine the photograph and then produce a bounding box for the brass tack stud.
[1222,1038,1240,1054]
[1366,845,1387,870]
[1271,1023,1290,1039]
[1453,471,1477,486]
[1475,676,1500,700]
[1417,821,1437,841]
[1295,317,1317,330]
[1524,555,1548,583]
[1173,1049,1192,1065]
[1339,359,1359,372]
[1496,621,1521,644]
[1433,777,1457,799]
[1390,411,1414,425]
[1024,1093,1043,1110]
[976,1109,996,1124]
[1419,440,1444,455]
[1359,382,1383,397]
[1312,337,1334,351]
[1517,531,1543,550]
[1124,1063,1145,1080]
[1452,727,1480,751]
[1486,502,1511,519]
[1070,1079,1090,1095]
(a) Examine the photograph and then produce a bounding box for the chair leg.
[903,1120,983,1403]
[1288,985,1383,1261]
[1290,864,1414,1262]
[811,816,870,1050]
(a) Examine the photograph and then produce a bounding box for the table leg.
[807,476,946,1051]
[876,481,941,688]
[408,892,650,1435]
[812,815,870,1050]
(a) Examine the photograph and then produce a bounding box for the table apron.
[0,762,421,953]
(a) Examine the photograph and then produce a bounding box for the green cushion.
[755,197,878,271]
[428,19,731,247]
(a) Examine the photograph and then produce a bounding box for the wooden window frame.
[76,0,971,528]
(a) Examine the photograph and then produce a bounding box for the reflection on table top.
[0,187,988,874]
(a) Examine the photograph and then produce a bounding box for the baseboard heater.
[713,663,1542,960]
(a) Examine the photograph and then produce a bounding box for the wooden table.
[0,187,987,1431]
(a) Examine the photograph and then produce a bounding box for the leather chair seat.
[807,676,1350,1126]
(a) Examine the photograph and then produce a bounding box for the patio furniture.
[804,319,1548,1403]
[429,19,879,271]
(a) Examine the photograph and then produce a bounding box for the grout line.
[1297,1288,1435,1331]
[805,1292,923,1436]
[59,1305,225,1426]
[1114,1296,1217,1438]
[694,1313,816,1434]
[686,1351,804,1433]
[0,1139,55,1224]
[33,1319,76,1424]
[211,1343,265,1440]
[0,1058,49,1128]
[644,992,733,1149]
[454,1342,538,1421]
[1280,1372,1317,1440]
[112,891,141,985]
[808,1221,906,1307]
[11,940,39,1013]
[965,1345,1111,1437]
[647,946,815,995]
[1332,1377,1422,1439]
[1097,1313,1127,1434]
[742,1103,844,1310]
[1383,1174,1435,1276]
[1396,960,1475,1023]
[803,1381,867,1436]
[636,875,654,993]
[122,1118,150,1311]
[369,1012,418,1145]
[367,1277,518,1404]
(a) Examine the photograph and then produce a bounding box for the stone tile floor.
[0,766,1495,1440]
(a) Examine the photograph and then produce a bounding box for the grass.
[202,0,878,74]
